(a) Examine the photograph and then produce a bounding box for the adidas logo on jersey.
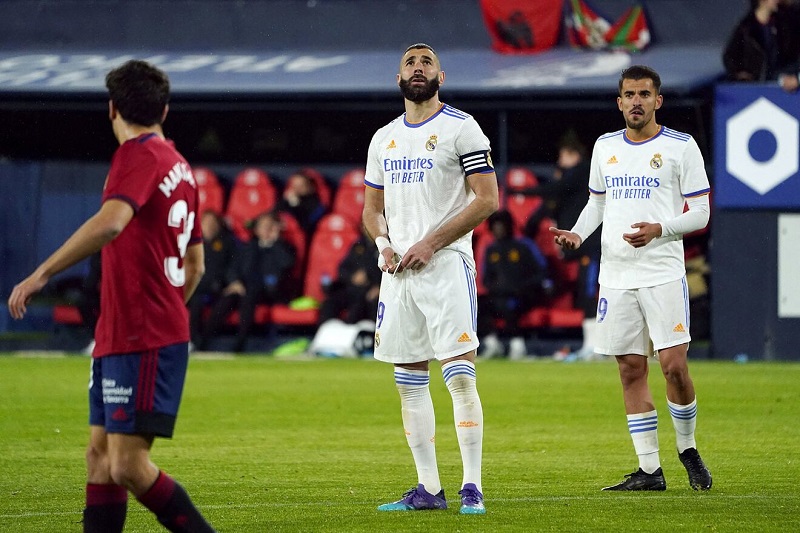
[673,323,686,333]
[607,155,618,164]
[457,332,472,343]
[386,140,396,149]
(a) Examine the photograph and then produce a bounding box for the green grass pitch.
[0,354,798,532]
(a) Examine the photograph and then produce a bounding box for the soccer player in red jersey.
[8,60,215,532]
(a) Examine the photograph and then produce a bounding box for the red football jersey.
[94,133,202,357]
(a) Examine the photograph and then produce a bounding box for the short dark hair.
[404,43,437,56]
[558,128,586,157]
[618,65,662,95]
[105,60,170,127]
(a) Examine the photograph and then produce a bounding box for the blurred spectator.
[198,211,296,352]
[723,0,800,92]
[317,232,381,325]
[522,130,601,360]
[187,211,236,349]
[479,210,550,360]
[275,169,326,238]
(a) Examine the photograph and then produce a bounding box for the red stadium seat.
[503,167,542,234]
[194,166,225,216]
[277,210,307,279]
[271,213,359,327]
[473,230,495,296]
[331,168,366,227]
[53,304,83,326]
[225,168,277,242]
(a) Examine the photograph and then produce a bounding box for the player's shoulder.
[595,128,626,143]
[440,104,473,122]
[659,126,693,144]
[373,114,405,138]
[594,128,626,148]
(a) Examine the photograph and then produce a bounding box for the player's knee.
[107,452,147,490]
[85,443,110,478]
[661,361,690,387]
[617,361,647,387]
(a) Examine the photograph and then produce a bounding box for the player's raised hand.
[623,222,662,248]
[549,227,582,250]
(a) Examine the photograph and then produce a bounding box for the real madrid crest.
[374,332,381,348]
[426,135,438,151]
[650,153,663,169]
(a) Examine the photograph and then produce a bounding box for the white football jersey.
[365,104,493,270]
[588,126,710,289]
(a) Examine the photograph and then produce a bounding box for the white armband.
[375,235,391,253]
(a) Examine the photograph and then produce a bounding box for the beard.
[625,108,649,130]
[399,75,440,103]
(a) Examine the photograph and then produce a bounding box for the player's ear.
[439,71,445,85]
[108,100,117,121]
[396,73,401,86]
[161,104,169,123]
[655,94,663,110]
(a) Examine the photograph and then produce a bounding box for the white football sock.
[627,410,661,474]
[668,397,698,453]
[442,360,483,491]
[394,367,440,495]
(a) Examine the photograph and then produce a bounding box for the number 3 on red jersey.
[164,199,196,287]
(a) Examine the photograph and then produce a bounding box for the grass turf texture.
[0,355,798,532]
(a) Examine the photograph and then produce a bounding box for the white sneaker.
[481,334,503,359]
[508,337,527,360]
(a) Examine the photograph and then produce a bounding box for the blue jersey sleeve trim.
[364,179,383,190]
[684,188,710,198]
[588,187,605,195]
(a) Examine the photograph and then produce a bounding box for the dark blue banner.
[0,47,722,96]
[714,84,800,209]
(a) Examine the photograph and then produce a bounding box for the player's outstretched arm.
[7,199,133,320]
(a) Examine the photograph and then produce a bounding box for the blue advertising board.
[714,84,800,209]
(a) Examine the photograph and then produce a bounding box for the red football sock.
[137,471,215,532]
[83,483,127,533]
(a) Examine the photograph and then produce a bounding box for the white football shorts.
[373,249,479,364]
[594,277,691,356]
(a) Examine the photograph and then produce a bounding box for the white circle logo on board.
[726,97,799,195]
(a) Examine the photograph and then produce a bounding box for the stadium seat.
[271,213,360,327]
[503,167,542,234]
[53,304,83,326]
[225,168,277,242]
[331,168,366,227]
[194,166,225,216]
[473,230,495,296]
[277,210,307,280]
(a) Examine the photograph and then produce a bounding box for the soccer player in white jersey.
[362,43,499,514]
[550,65,713,491]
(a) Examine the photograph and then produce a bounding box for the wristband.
[375,235,391,252]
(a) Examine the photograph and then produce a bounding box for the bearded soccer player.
[362,43,499,514]
[8,60,215,532]
[550,65,713,491]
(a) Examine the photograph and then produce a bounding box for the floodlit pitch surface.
[0,355,797,532]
